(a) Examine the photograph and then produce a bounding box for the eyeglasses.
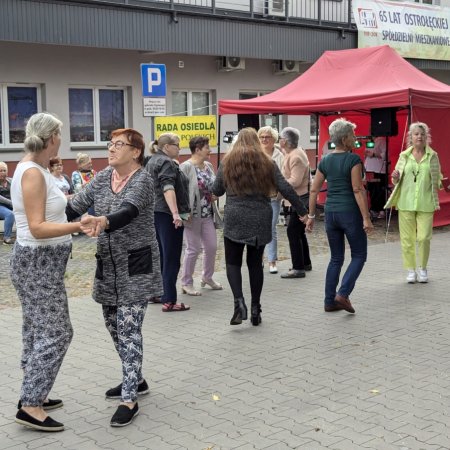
[52,164,63,167]
[169,143,180,148]
[259,135,274,140]
[107,140,136,150]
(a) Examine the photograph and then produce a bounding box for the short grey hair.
[407,122,431,147]
[279,127,300,149]
[0,161,7,172]
[258,126,279,141]
[24,112,62,153]
[328,118,356,146]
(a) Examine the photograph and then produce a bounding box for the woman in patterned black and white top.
[68,128,163,428]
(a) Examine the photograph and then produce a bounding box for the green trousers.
[398,210,434,269]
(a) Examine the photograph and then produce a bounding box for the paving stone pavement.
[1,220,450,449]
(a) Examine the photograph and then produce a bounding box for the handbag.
[212,201,223,229]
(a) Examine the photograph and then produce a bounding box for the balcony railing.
[91,0,353,27]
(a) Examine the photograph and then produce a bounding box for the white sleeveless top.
[11,161,72,247]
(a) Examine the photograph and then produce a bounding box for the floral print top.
[194,165,215,218]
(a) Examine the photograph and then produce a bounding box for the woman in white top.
[257,126,284,274]
[49,156,74,197]
[10,112,83,432]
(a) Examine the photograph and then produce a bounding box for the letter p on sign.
[141,64,166,97]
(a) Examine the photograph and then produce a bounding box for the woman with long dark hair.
[212,128,307,326]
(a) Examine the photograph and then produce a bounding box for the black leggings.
[224,237,265,303]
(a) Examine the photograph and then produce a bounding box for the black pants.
[367,173,387,212]
[224,237,265,303]
[287,212,311,271]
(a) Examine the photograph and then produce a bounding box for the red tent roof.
[218,45,450,115]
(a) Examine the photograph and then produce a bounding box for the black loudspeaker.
[371,108,398,136]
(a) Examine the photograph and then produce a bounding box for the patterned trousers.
[102,301,147,402]
[10,243,73,406]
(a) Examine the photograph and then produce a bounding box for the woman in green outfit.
[385,122,443,284]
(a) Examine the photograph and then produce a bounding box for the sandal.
[162,303,190,312]
[200,279,223,290]
[181,285,202,296]
[148,297,162,304]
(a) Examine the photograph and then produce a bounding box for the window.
[69,87,126,145]
[0,84,40,148]
[171,90,214,116]
[237,92,280,131]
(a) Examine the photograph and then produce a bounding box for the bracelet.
[307,214,316,219]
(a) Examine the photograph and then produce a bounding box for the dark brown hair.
[189,136,209,154]
[49,156,62,167]
[222,127,276,197]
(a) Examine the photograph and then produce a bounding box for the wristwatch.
[104,217,110,230]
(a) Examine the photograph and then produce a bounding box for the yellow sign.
[154,115,217,148]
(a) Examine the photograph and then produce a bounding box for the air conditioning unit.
[268,0,286,17]
[218,57,246,72]
[274,60,300,75]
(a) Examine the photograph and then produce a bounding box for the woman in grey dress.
[68,128,163,427]
[212,128,308,327]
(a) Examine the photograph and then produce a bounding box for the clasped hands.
[80,215,107,237]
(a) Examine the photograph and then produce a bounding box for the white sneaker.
[406,269,417,284]
[417,268,428,283]
[269,264,278,274]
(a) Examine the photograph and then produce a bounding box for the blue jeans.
[0,205,15,239]
[266,199,281,263]
[154,212,184,303]
[324,211,367,306]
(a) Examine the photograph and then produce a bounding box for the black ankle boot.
[251,302,262,326]
[230,297,247,325]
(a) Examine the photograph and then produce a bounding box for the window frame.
[0,83,42,150]
[68,85,128,147]
[238,91,281,131]
[171,89,215,116]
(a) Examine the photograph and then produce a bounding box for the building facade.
[0,0,448,169]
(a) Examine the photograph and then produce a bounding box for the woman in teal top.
[385,122,442,284]
[306,118,373,314]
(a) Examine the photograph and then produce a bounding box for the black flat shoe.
[17,398,63,411]
[110,403,139,427]
[105,379,149,399]
[15,409,64,432]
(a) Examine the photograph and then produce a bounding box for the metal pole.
[217,114,222,168]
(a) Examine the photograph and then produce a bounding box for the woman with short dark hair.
[49,157,74,197]
[179,136,222,296]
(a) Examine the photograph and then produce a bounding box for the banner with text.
[154,115,217,148]
[352,0,450,60]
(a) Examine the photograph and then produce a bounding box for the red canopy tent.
[218,45,450,225]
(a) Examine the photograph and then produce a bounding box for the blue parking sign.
[141,64,166,97]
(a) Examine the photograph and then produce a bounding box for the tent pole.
[217,114,222,168]
[314,113,319,172]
